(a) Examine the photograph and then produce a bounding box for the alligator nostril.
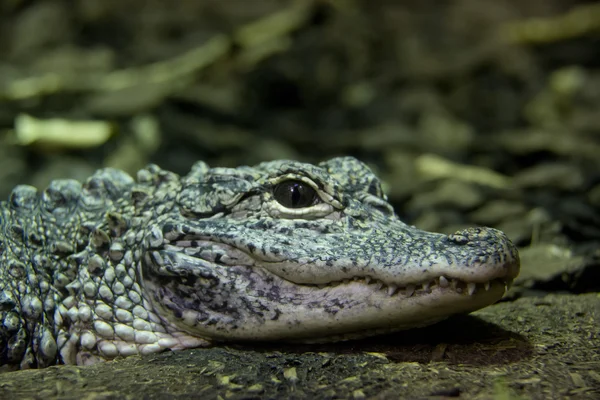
[447,233,470,245]
[450,227,505,243]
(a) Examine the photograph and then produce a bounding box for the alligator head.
[140,157,520,343]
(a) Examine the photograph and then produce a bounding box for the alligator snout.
[447,226,520,280]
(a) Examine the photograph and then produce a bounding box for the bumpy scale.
[0,157,520,370]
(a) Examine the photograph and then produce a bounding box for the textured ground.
[1,293,598,399]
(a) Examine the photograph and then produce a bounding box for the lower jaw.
[173,279,507,342]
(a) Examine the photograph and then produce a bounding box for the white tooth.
[484,281,490,291]
[387,285,398,296]
[451,279,458,290]
[365,276,371,284]
[422,282,430,292]
[375,282,383,290]
[405,285,415,297]
[439,276,449,288]
[506,280,513,290]
[467,282,477,296]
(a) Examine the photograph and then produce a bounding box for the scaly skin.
[0,157,519,370]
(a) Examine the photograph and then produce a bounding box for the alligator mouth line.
[308,276,511,297]
[157,242,513,299]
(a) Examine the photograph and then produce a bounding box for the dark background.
[0,0,599,264]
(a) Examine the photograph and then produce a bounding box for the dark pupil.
[273,180,317,208]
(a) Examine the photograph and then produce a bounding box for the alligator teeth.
[336,276,502,297]
[387,285,398,296]
[439,276,449,288]
[467,282,477,296]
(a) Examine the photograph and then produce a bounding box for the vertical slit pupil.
[274,180,317,208]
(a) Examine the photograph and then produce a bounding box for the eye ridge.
[273,180,319,209]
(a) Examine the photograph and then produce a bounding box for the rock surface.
[0,293,600,399]
[1,293,598,399]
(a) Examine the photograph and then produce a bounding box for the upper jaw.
[150,221,520,292]
[254,226,520,291]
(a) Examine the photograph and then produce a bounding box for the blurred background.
[0,0,599,292]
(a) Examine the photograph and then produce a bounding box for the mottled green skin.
[0,157,519,370]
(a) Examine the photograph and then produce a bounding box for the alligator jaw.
[141,230,518,342]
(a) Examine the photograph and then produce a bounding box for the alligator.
[0,157,519,370]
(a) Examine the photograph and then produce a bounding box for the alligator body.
[0,157,519,370]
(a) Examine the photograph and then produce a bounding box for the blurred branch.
[1,1,314,100]
[500,3,600,45]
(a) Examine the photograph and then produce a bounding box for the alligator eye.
[273,180,318,208]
